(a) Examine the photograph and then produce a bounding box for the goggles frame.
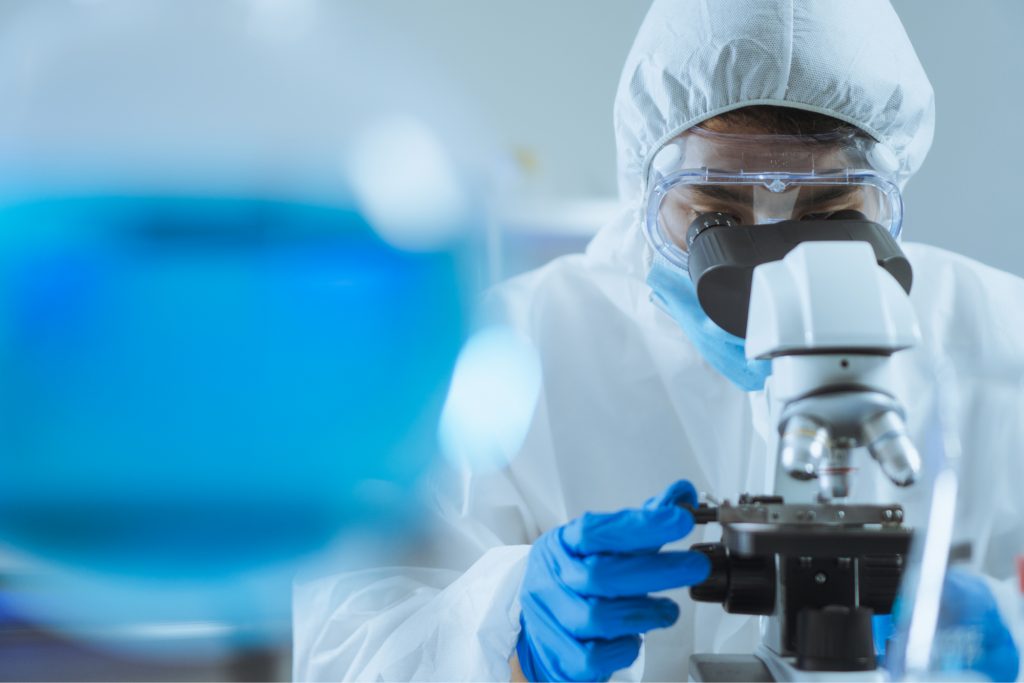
[644,169,904,272]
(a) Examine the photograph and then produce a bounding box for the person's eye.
[800,210,837,220]
[800,207,868,221]
[692,206,744,223]
[800,203,853,220]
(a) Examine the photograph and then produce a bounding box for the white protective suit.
[294,1,1024,680]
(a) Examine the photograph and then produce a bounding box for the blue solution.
[0,195,468,577]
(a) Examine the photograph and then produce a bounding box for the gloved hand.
[515,480,711,681]
[933,569,1020,681]
[874,568,1020,681]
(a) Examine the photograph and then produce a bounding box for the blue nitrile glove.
[873,569,1020,681]
[516,480,711,681]
[933,569,1020,681]
[872,612,894,665]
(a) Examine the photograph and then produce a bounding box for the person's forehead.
[677,130,857,173]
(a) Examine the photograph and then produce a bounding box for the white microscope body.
[685,240,926,681]
[747,240,923,504]
[740,240,922,681]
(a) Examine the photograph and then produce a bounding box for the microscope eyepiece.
[685,211,739,248]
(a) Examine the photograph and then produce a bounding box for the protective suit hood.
[613,0,936,204]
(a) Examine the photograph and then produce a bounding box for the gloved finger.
[573,635,643,681]
[644,479,699,510]
[938,568,1001,627]
[521,593,642,681]
[560,505,695,555]
[935,569,1020,682]
[978,622,1021,683]
[558,549,711,597]
[519,602,581,681]
[976,620,1021,683]
[554,594,679,640]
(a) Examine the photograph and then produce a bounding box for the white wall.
[354,0,647,201]
[891,0,1024,277]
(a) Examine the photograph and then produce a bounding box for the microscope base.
[689,647,889,682]
[689,654,773,682]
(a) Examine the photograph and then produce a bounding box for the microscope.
[681,213,922,681]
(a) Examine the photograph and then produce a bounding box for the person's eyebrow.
[793,185,861,208]
[681,184,860,207]
[686,185,751,203]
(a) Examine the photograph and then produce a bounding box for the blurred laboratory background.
[0,1,1021,682]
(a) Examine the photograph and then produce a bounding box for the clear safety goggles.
[643,127,905,271]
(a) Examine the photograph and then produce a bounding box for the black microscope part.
[685,211,740,248]
[679,502,718,524]
[684,213,913,338]
[796,606,877,672]
[689,543,776,615]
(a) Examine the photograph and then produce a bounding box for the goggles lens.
[643,128,904,270]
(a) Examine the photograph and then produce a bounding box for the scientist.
[294,1,1024,680]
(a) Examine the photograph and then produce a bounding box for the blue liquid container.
[0,195,468,578]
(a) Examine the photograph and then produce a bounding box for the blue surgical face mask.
[646,254,771,392]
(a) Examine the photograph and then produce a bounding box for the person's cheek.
[660,203,695,249]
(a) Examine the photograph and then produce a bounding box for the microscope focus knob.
[685,212,739,248]
[689,543,775,615]
[689,543,729,603]
[858,554,904,614]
